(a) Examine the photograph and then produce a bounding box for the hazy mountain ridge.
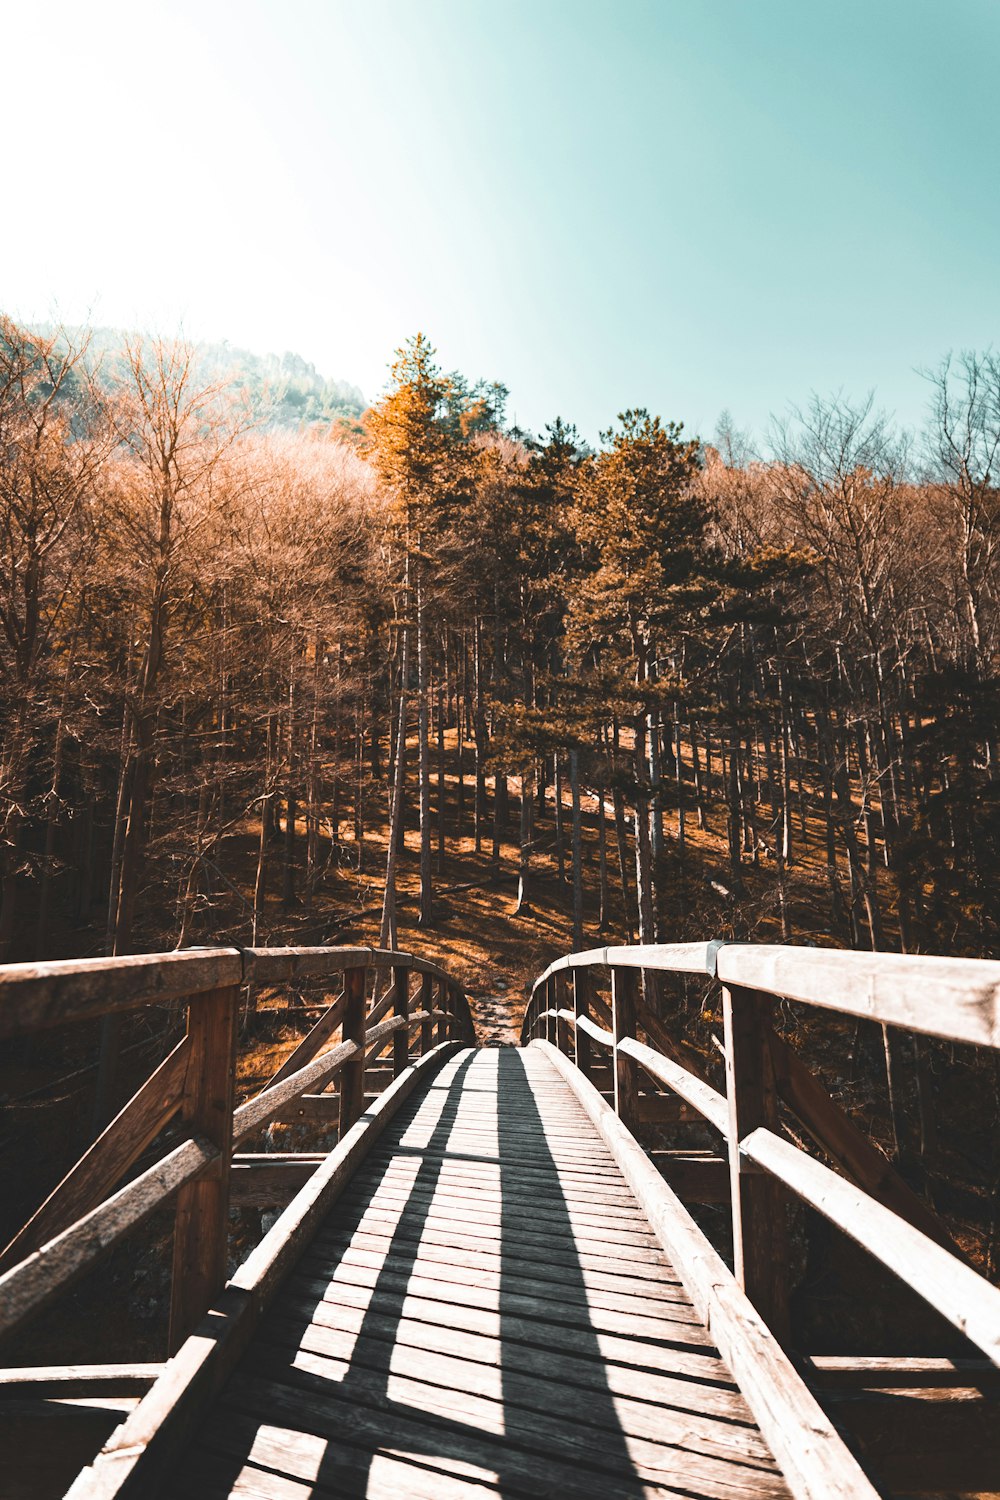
[32,323,367,431]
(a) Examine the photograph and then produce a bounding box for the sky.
[5,0,1000,447]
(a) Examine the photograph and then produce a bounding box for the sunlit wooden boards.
[177,1047,792,1500]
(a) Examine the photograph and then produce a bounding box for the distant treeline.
[1,317,998,973]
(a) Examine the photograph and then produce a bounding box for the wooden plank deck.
[176,1047,793,1499]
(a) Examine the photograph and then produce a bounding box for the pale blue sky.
[5,0,999,444]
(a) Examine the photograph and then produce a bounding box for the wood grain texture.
[169,986,239,1351]
[535,1039,879,1500]
[137,1046,799,1500]
[0,1137,216,1339]
[0,949,242,1038]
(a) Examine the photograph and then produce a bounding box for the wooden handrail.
[0,1136,218,1338]
[740,1125,1000,1365]
[527,939,1000,1050]
[524,939,1000,1375]
[0,943,475,1353]
[0,944,474,1039]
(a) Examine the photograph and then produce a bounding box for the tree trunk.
[570,748,584,951]
[417,575,432,925]
[380,627,410,952]
[515,769,534,914]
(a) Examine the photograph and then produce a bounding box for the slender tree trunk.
[474,619,486,855]
[380,627,410,951]
[597,777,610,933]
[691,725,706,830]
[633,716,656,945]
[554,753,566,885]
[515,768,534,914]
[437,677,446,875]
[417,574,432,925]
[570,748,584,951]
[725,727,745,894]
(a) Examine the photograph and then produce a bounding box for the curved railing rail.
[0,944,475,1351]
[522,940,1000,1365]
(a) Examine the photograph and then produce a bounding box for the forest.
[2,316,997,975]
[2,313,1000,1304]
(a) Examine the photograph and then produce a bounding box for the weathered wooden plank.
[365,1140,639,1181]
[316,1206,677,1271]
[271,1324,751,1443]
[338,964,367,1138]
[0,949,243,1039]
[286,1264,714,1360]
[0,1364,163,1395]
[294,1244,705,1329]
[303,1232,694,1310]
[531,943,719,998]
[573,968,592,1081]
[804,1354,1000,1388]
[354,1149,630,1189]
[717,943,1000,1050]
[419,971,433,1054]
[290,1258,708,1343]
[62,1042,466,1500]
[0,1037,191,1272]
[535,1040,880,1500]
[618,1035,730,1134]
[263,990,347,1089]
[352,1156,647,1208]
[344,1167,657,1224]
[231,1040,358,1144]
[740,1124,1000,1366]
[0,1137,216,1339]
[222,1370,790,1500]
[392,964,409,1078]
[611,966,639,1133]
[264,1293,747,1416]
[248,1340,781,1479]
[319,1197,664,1258]
[240,947,376,985]
[184,1433,505,1500]
[169,986,239,1351]
[318,1220,688,1291]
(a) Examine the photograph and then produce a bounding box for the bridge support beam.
[573,969,592,1082]
[392,965,409,1078]
[612,966,640,1134]
[168,983,238,1353]
[723,984,790,1346]
[338,966,368,1137]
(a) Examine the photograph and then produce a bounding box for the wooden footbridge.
[1,941,999,1498]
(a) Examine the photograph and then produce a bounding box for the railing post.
[555,972,571,1054]
[573,969,592,1082]
[435,977,448,1045]
[612,966,640,1133]
[723,984,790,1345]
[419,972,433,1054]
[546,977,557,1045]
[392,963,410,1078]
[168,983,238,1352]
[339,965,368,1137]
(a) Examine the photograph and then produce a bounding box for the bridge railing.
[0,944,475,1354]
[522,941,1000,1363]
